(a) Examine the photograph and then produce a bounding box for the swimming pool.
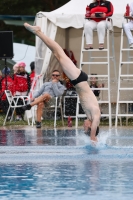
[0,127,133,200]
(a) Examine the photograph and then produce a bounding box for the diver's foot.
[24,23,41,34]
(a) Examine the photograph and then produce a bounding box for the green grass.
[1,113,133,128]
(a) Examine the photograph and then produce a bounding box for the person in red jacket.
[14,62,31,120]
[84,0,114,50]
[0,67,14,120]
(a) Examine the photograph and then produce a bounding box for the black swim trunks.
[70,71,88,86]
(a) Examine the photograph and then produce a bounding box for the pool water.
[0,127,133,200]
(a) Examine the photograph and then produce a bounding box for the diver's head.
[85,126,99,137]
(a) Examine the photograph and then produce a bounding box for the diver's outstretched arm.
[90,117,100,142]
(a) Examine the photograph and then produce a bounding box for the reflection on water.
[0,129,79,146]
[0,128,133,200]
[0,160,133,200]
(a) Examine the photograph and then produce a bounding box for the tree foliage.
[0,0,70,15]
[0,0,70,45]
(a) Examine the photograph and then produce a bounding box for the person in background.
[22,70,66,128]
[0,70,2,80]
[89,73,105,120]
[123,2,133,48]
[63,72,77,117]
[13,63,19,75]
[30,61,35,84]
[90,74,101,99]
[84,0,113,50]
[14,62,31,121]
[0,67,14,120]
[63,72,76,93]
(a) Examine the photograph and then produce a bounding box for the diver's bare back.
[75,81,100,121]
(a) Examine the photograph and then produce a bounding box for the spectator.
[84,0,113,50]
[123,2,133,48]
[90,74,101,99]
[63,72,77,117]
[14,62,31,121]
[0,70,2,79]
[22,70,66,128]
[13,63,19,74]
[90,74,105,118]
[63,72,75,91]
[30,61,35,84]
[0,67,14,120]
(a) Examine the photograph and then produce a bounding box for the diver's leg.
[24,23,80,80]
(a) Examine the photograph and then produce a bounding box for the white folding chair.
[53,96,64,128]
[3,90,31,126]
[31,105,37,127]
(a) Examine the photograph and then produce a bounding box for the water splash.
[97,129,112,146]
